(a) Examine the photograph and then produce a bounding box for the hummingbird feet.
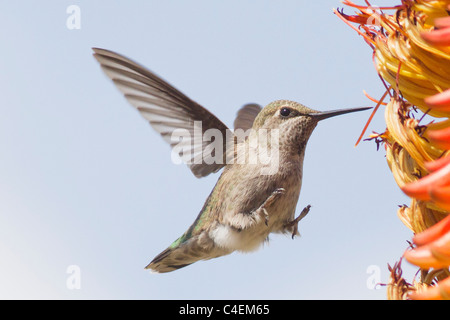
[228,188,285,231]
[285,205,311,239]
[256,188,285,226]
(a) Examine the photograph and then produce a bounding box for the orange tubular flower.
[408,276,450,300]
[425,89,450,111]
[421,19,450,45]
[337,0,450,300]
[429,186,450,211]
[401,162,450,201]
[427,127,450,150]
[405,214,450,299]
[413,213,450,246]
[424,154,450,172]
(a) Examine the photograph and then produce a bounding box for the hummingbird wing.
[92,48,231,178]
[233,103,261,131]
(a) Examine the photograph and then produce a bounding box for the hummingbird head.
[252,100,370,156]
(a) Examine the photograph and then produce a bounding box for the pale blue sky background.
[0,0,416,299]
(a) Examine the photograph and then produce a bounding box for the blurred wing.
[233,103,261,131]
[92,48,230,178]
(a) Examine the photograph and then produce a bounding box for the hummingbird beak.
[309,107,372,121]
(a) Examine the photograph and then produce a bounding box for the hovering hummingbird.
[93,48,370,273]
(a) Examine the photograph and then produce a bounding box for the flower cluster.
[336,0,450,299]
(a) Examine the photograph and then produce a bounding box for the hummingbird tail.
[145,233,232,273]
[145,247,194,273]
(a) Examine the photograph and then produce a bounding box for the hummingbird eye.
[280,107,292,117]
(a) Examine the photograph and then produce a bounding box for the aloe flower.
[336,0,450,300]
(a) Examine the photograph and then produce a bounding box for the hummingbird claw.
[286,205,311,239]
[264,188,285,206]
[258,188,285,226]
[263,208,269,226]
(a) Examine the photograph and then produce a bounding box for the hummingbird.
[92,48,370,273]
